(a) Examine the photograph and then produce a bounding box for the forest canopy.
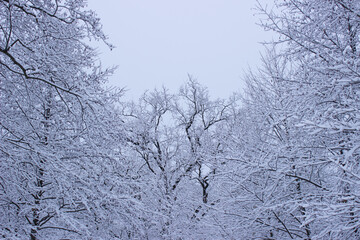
[1,0,359,239]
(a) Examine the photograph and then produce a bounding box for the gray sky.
[87,0,275,100]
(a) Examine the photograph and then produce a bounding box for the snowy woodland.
[1,0,360,239]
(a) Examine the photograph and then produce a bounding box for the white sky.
[86,0,275,100]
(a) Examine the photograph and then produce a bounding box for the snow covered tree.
[123,79,235,239]
[0,1,139,239]
[226,0,360,238]
[262,1,360,238]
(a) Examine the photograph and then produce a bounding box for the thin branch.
[272,211,294,239]
[285,174,329,191]
[38,226,81,235]
[0,49,80,97]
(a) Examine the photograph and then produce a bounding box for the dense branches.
[0,1,136,239]
[122,79,237,239]
[2,0,359,239]
[228,0,360,238]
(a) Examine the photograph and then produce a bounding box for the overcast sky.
[86,0,275,100]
